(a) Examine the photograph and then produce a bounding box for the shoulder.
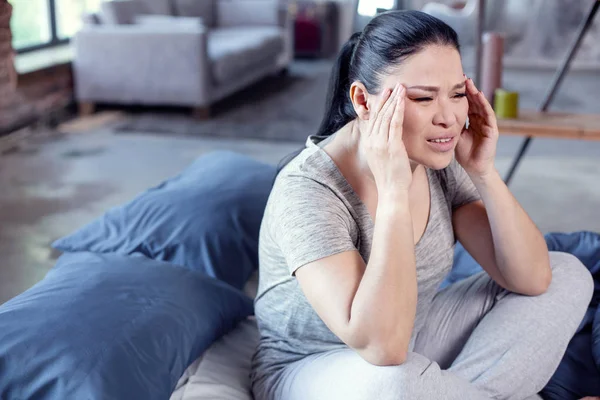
[265,153,354,233]
[274,146,348,205]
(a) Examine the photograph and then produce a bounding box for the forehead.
[383,45,463,85]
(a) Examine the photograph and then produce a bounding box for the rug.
[113,60,335,143]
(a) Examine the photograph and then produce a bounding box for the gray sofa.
[74,0,293,118]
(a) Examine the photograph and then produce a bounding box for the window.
[357,0,395,17]
[9,0,52,49]
[56,0,103,39]
[9,0,102,52]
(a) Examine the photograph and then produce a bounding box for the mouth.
[426,136,456,152]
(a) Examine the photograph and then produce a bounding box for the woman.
[251,10,594,400]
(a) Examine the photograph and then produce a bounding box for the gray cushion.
[209,26,284,84]
[100,0,146,24]
[217,0,279,27]
[138,0,173,15]
[172,0,215,27]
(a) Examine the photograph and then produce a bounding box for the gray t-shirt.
[251,135,480,385]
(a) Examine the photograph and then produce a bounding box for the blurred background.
[1,0,599,304]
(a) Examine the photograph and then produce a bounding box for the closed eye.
[454,93,467,99]
[413,97,433,102]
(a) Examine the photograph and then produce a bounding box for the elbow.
[358,342,409,366]
[529,271,552,296]
[344,320,412,366]
[516,268,552,296]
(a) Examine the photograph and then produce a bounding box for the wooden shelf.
[497,110,600,140]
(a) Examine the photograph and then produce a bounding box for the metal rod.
[504,0,599,184]
[504,137,532,185]
[474,0,485,86]
[540,0,600,111]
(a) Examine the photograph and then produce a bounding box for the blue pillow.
[0,252,254,400]
[52,151,277,290]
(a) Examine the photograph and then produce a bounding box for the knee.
[548,251,594,308]
[359,353,441,400]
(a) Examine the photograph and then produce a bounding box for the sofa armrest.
[217,0,283,27]
[73,26,211,107]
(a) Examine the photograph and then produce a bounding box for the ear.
[349,81,372,121]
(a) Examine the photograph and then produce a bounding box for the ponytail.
[316,32,361,137]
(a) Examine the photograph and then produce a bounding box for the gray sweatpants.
[254,252,594,400]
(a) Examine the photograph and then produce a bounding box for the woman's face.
[375,44,468,170]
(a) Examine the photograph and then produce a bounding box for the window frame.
[14,0,72,54]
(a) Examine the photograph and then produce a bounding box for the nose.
[432,99,458,129]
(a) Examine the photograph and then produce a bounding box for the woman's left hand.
[455,77,499,178]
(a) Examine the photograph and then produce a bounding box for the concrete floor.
[0,130,300,304]
[1,127,599,305]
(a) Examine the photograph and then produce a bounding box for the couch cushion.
[217,0,280,28]
[173,0,216,27]
[209,26,284,84]
[138,0,173,15]
[100,0,147,24]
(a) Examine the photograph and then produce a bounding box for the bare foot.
[579,397,600,400]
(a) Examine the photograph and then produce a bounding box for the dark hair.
[277,10,459,174]
[317,10,460,137]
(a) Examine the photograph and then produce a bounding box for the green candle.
[494,89,519,119]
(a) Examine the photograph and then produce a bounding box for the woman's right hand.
[361,83,412,196]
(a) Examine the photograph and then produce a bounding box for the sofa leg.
[192,106,211,120]
[78,102,95,117]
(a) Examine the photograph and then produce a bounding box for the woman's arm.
[296,192,417,366]
[454,77,551,296]
[453,171,551,296]
[297,84,417,366]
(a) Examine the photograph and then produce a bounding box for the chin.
[412,151,454,171]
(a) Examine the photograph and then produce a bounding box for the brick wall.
[0,0,33,134]
[0,0,73,135]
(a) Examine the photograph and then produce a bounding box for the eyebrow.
[407,82,466,92]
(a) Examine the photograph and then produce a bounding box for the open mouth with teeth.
[427,138,453,143]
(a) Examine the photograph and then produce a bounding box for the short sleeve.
[447,159,481,209]
[269,176,357,275]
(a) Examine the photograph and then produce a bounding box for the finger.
[465,78,483,115]
[475,89,497,123]
[372,83,400,139]
[375,83,399,119]
[374,86,393,117]
[388,85,405,145]
[467,114,486,130]
[467,78,485,114]
[368,84,396,135]
[467,79,495,122]
[367,87,392,133]
[469,108,493,128]
[378,83,401,144]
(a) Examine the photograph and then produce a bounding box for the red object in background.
[294,16,321,55]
